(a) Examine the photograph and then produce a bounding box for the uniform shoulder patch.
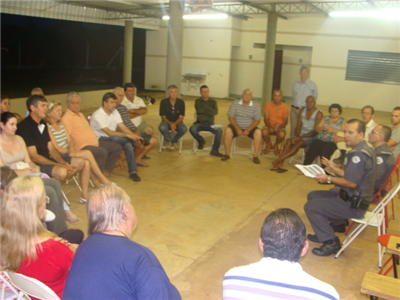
[377,157,384,165]
[352,156,361,164]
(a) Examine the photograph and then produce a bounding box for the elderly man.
[291,66,318,138]
[271,96,322,172]
[388,106,400,160]
[122,82,155,141]
[62,91,122,177]
[189,85,223,156]
[221,89,262,164]
[368,125,395,195]
[90,92,142,182]
[159,84,187,149]
[63,186,182,300]
[113,87,157,167]
[262,89,289,155]
[223,208,339,300]
[305,119,376,256]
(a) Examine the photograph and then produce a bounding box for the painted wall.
[145,15,399,112]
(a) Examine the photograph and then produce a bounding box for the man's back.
[223,257,339,300]
[63,233,181,300]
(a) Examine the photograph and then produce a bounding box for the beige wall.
[145,15,400,112]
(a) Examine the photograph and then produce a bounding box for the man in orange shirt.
[62,92,122,175]
[262,89,289,155]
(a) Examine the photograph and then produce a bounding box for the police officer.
[369,124,395,195]
[304,119,376,256]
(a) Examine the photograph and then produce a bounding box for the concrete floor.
[65,91,399,300]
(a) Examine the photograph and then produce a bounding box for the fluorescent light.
[162,13,228,20]
[329,8,400,19]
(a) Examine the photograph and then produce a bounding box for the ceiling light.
[163,14,228,20]
[329,8,400,19]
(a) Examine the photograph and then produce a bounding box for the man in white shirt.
[223,208,339,300]
[90,92,142,182]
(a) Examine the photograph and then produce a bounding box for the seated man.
[388,106,400,160]
[63,186,182,300]
[221,89,262,164]
[90,92,142,182]
[16,95,89,191]
[262,89,289,155]
[189,85,223,157]
[369,125,395,196]
[122,82,157,144]
[159,84,187,149]
[114,87,157,167]
[271,96,323,172]
[305,119,376,256]
[62,91,122,177]
[223,208,339,300]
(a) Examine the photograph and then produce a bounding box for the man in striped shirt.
[221,89,262,164]
[223,208,339,300]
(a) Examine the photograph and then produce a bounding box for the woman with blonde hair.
[1,176,75,299]
[46,101,115,190]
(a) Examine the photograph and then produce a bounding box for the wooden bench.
[361,272,400,300]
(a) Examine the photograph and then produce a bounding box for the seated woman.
[1,95,23,122]
[0,112,80,225]
[303,103,347,168]
[271,96,323,172]
[0,176,76,299]
[46,102,115,189]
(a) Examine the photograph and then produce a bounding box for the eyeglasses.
[371,130,382,135]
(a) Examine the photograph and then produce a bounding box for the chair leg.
[62,191,70,205]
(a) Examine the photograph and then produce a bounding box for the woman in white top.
[46,102,115,190]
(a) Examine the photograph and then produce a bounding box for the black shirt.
[159,98,185,123]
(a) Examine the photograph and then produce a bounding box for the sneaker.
[253,157,260,164]
[210,150,224,157]
[171,143,176,150]
[165,142,172,150]
[198,142,205,150]
[129,173,141,182]
[221,155,230,161]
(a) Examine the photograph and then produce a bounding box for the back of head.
[260,208,306,262]
[379,124,392,142]
[0,167,17,192]
[1,176,49,271]
[87,186,132,235]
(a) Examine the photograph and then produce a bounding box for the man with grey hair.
[62,91,122,177]
[291,66,318,138]
[63,186,182,300]
[31,87,44,96]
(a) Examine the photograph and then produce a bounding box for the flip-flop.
[137,162,150,167]
[270,167,279,171]
[277,168,288,173]
[66,213,81,225]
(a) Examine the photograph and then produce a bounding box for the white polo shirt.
[90,107,123,139]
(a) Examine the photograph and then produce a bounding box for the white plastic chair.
[230,137,255,159]
[289,148,306,164]
[6,271,60,300]
[159,132,183,154]
[192,113,224,154]
[334,182,400,267]
[0,271,29,300]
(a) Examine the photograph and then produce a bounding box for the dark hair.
[200,85,208,92]
[0,167,17,191]
[394,106,400,111]
[328,103,342,114]
[272,89,282,94]
[102,92,117,106]
[123,83,135,91]
[362,105,374,115]
[347,118,366,135]
[1,95,9,102]
[26,95,47,112]
[260,208,306,262]
[379,125,392,142]
[0,112,17,126]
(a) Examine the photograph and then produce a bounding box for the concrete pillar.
[123,20,134,84]
[165,0,184,96]
[261,13,278,113]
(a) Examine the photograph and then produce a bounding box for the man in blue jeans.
[90,92,142,182]
[189,85,223,157]
[159,84,187,149]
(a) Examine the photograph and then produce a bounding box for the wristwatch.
[327,176,332,184]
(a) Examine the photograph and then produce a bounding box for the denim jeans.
[158,121,187,143]
[189,123,222,151]
[99,136,137,174]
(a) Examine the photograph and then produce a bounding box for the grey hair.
[112,87,123,95]
[66,91,81,104]
[31,87,43,95]
[299,65,309,72]
[87,186,132,235]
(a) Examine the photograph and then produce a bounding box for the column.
[123,20,134,84]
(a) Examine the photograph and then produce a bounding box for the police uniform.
[304,140,376,242]
[374,143,395,193]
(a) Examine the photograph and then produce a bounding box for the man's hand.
[315,173,329,183]
[236,128,244,136]
[170,123,177,132]
[243,129,250,136]
[127,133,142,142]
[63,162,74,174]
[320,156,334,172]
[292,136,300,144]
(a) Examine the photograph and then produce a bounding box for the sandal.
[66,213,80,225]
[79,197,87,204]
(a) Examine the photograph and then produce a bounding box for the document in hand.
[295,164,326,178]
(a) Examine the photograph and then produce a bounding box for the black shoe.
[330,225,346,233]
[198,142,205,150]
[312,237,341,256]
[253,157,260,164]
[210,150,224,157]
[333,150,346,165]
[307,234,320,243]
[221,155,230,161]
[129,173,141,182]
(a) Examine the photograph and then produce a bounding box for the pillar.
[123,20,134,84]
